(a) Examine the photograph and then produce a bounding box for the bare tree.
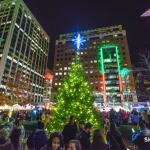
[139,50,150,70]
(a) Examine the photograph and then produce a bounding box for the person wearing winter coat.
[18,119,25,150]
[132,111,140,125]
[132,122,150,150]
[77,121,85,140]
[10,120,21,150]
[0,127,14,150]
[62,116,78,145]
[90,129,109,150]
[79,123,92,150]
[33,121,48,150]
[106,123,126,150]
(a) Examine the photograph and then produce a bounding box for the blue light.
[33,110,37,114]
[72,33,86,51]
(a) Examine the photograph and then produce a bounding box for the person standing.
[90,129,109,150]
[10,120,21,150]
[132,122,150,150]
[18,119,25,150]
[143,110,150,128]
[132,111,140,125]
[77,121,85,139]
[106,123,126,150]
[62,116,78,145]
[79,123,92,150]
[33,121,48,150]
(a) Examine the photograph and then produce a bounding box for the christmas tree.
[48,53,102,132]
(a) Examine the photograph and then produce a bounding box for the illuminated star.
[72,33,86,51]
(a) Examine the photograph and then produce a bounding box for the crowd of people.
[0,108,150,150]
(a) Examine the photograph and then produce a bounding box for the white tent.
[12,104,24,110]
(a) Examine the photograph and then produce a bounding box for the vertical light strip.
[115,46,123,93]
[119,75,123,92]
[102,73,106,93]
[100,48,106,102]
[100,48,105,73]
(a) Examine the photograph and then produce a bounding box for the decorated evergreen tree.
[48,53,102,132]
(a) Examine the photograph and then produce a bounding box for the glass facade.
[0,0,50,103]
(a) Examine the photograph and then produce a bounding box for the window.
[64,67,67,70]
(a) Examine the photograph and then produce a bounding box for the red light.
[44,72,54,80]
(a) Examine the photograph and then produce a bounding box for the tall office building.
[53,25,137,105]
[0,0,50,103]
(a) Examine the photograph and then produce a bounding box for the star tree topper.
[72,33,86,51]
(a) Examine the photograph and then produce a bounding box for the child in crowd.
[41,132,63,150]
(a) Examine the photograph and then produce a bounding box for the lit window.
[64,67,67,70]
[90,71,93,74]
[59,83,61,85]
[56,64,60,66]
[64,72,67,75]
[90,60,93,63]
[81,52,83,55]
[59,68,62,70]
[55,83,58,85]
[94,60,97,63]
[55,73,58,75]
[59,72,62,75]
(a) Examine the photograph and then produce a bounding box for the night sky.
[25,0,150,69]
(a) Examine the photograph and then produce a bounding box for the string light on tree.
[48,32,102,132]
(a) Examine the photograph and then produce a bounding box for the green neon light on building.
[115,46,121,72]
[100,48,105,73]
[98,43,123,96]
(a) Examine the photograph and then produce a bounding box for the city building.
[53,25,137,105]
[0,0,50,103]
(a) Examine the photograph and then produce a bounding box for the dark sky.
[24,0,150,69]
